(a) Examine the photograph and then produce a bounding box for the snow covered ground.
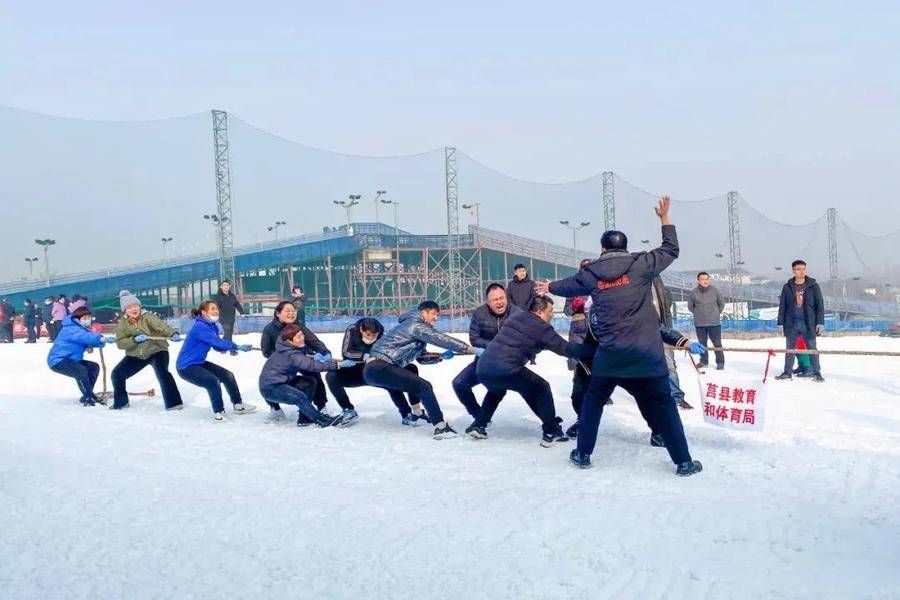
[1,333,899,599]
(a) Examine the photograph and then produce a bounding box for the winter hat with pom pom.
[119,290,141,311]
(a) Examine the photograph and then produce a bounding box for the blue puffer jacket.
[47,316,103,367]
[176,317,237,371]
[259,338,338,390]
[369,310,471,367]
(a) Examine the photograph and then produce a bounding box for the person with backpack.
[176,300,256,421]
[47,306,116,406]
[110,290,184,411]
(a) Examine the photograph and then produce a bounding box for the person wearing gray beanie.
[110,290,183,411]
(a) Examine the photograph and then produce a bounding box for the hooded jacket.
[259,337,339,390]
[506,275,537,311]
[777,277,825,332]
[547,224,679,378]
[47,316,104,367]
[175,317,237,371]
[687,285,725,327]
[260,318,328,358]
[369,310,471,367]
[477,310,592,377]
[468,303,521,348]
[115,311,174,360]
[341,318,385,362]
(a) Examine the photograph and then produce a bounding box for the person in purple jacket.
[176,300,256,421]
[47,306,116,406]
[50,295,68,341]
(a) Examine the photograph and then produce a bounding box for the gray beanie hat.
[119,290,141,311]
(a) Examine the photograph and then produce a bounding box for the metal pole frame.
[212,110,236,283]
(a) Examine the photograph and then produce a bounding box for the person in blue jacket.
[259,323,355,427]
[47,306,116,406]
[176,300,256,421]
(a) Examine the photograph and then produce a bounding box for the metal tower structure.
[726,191,742,280]
[601,171,615,230]
[445,146,460,315]
[827,207,838,281]
[212,110,235,283]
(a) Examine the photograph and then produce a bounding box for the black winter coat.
[340,318,384,362]
[24,304,37,325]
[548,224,679,378]
[260,318,329,358]
[506,276,537,311]
[468,303,521,348]
[477,310,591,377]
[211,290,244,324]
[777,277,825,332]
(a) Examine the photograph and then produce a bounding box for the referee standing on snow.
[536,196,702,476]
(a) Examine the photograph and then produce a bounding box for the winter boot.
[569,449,592,469]
[465,424,488,439]
[565,420,580,439]
[337,408,359,428]
[315,412,344,428]
[110,402,130,410]
[265,408,288,423]
[297,413,314,427]
[541,426,570,448]
[433,422,458,440]
[232,403,257,415]
[676,460,703,477]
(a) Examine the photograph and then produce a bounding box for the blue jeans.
[177,361,243,413]
[50,359,100,400]
[260,384,321,422]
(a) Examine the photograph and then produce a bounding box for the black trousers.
[452,360,506,420]
[694,325,724,367]
[177,361,243,413]
[111,351,183,409]
[363,360,442,423]
[578,374,692,465]
[50,359,100,400]
[325,363,421,415]
[221,321,235,341]
[475,368,559,434]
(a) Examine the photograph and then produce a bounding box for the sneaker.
[540,427,570,448]
[402,412,429,427]
[265,408,287,423]
[213,411,227,422]
[338,408,360,428]
[166,404,184,411]
[433,422,458,440]
[316,412,344,428]
[812,373,825,383]
[297,413,314,427]
[676,460,703,477]
[774,372,792,380]
[650,434,666,448]
[465,424,488,439]
[569,449,592,469]
[232,403,257,415]
[565,420,579,439]
[677,399,694,410]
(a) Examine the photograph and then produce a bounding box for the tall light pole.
[381,198,401,310]
[559,220,590,267]
[462,203,481,228]
[373,190,386,225]
[203,214,228,252]
[161,237,173,266]
[25,257,39,278]
[334,196,360,229]
[267,221,287,241]
[34,239,55,286]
